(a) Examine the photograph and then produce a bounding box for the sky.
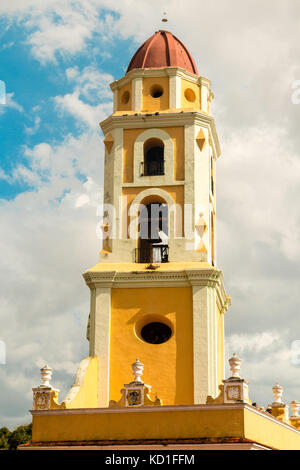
[1,0,300,428]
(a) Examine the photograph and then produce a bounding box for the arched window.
[136,201,168,263]
[143,139,164,176]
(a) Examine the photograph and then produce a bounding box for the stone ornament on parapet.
[131,358,144,383]
[290,400,300,417]
[270,383,289,423]
[40,364,52,387]
[32,364,64,411]
[223,354,250,404]
[272,383,284,405]
[109,358,162,408]
[228,353,242,378]
[270,386,300,428]
[206,353,250,405]
[290,401,300,430]
[32,365,53,411]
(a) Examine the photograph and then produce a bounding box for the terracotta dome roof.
[127,30,198,75]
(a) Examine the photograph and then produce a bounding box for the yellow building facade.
[24,30,300,451]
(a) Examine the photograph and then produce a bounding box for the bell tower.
[28,28,300,452]
[83,30,231,407]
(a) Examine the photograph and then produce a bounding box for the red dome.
[127,30,198,75]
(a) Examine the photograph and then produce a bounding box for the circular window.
[184,88,196,102]
[121,91,130,104]
[140,322,172,344]
[150,84,164,98]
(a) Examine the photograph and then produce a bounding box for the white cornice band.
[110,67,210,91]
[100,111,221,158]
[82,267,231,314]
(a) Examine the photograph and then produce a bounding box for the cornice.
[100,111,221,157]
[122,181,184,188]
[110,67,210,91]
[83,266,229,312]
[83,270,117,288]
[31,402,252,416]
[185,267,221,286]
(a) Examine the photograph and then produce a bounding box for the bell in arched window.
[145,146,164,175]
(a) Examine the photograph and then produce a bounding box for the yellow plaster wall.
[181,79,201,110]
[31,406,300,448]
[109,286,194,405]
[142,77,169,111]
[64,357,98,409]
[122,127,184,183]
[244,408,300,450]
[118,82,132,112]
[31,407,244,443]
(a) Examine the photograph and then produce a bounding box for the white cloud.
[65,66,113,102]
[218,125,300,267]
[0,129,104,426]
[54,92,107,128]
[54,66,113,128]
[0,92,23,115]
[224,330,300,407]
[2,41,14,49]
[0,0,155,63]
[0,0,123,63]
[75,193,90,208]
[27,13,95,63]
[0,168,9,182]
[226,331,281,355]
[25,115,40,135]
[6,92,23,112]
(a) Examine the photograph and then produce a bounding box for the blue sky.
[0,12,136,199]
[1,0,300,429]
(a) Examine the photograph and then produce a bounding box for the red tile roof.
[127,30,198,75]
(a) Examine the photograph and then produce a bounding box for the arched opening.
[136,198,169,263]
[143,139,164,176]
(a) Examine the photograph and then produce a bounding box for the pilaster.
[113,89,118,113]
[169,74,181,108]
[191,284,218,403]
[132,77,143,110]
[89,287,111,407]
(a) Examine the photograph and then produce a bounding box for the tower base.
[23,403,300,451]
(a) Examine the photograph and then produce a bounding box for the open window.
[142,139,164,176]
[136,201,168,263]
